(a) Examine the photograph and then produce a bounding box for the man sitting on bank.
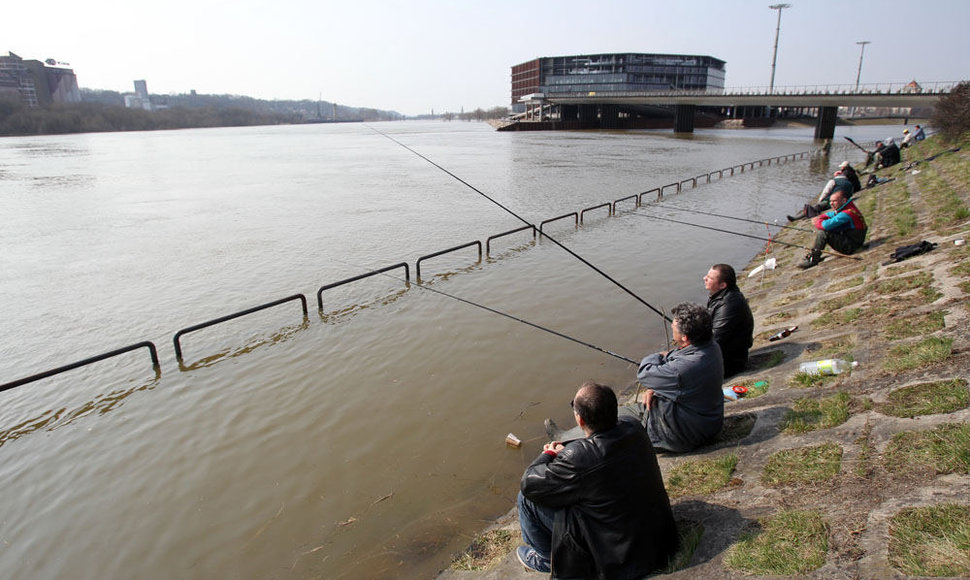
[798,188,868,269]
[517,381,679,577]
[705,264,754,378]
[788,167,855,221]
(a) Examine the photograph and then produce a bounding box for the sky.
[4,0,969,116]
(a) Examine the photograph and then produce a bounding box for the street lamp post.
[855,40,871,90]
[768,3,791,94]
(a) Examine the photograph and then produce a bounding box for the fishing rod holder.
[486,225,535,257]
[316,263,410,310]
[539,212,578,236]
[0,341,161,393]
[173,294,308,361]
[416,241,482,282]
[580,203,612,224]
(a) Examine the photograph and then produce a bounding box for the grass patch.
[951,260,970,278]
[764,310,794,324]
[882,263,922,277]
[810,307,861,329]
[788,277,815,291]
[873,271,934,295]
[715,413,757,443]
[762,442,843,486]
[883,311,946,340]
[884,423,970,475]
[884,336,953,372]
[854,420,874,478]
[882,379,969,417]
[663,519,705,573]
[450,528,518,571]
[827,276,864,292]
[724,510,828,574]
[916,166,970,230]
[888,504,970,577]
[812,289,864,312]
[789,371,835,389]
[772,292,806,308]
[666,454,739,498]
[780,393,851,434]
[959,280,970,294]
[892,191,918,236]
[807,335,856,359]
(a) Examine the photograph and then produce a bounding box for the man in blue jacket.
[798,189,868,269]
[517,381,679,577]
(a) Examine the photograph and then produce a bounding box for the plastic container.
[798,359,858,376]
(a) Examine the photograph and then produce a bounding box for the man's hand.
[544,441,565,453]
[642,388,656,410]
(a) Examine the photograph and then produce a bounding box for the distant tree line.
[0,89,406,136]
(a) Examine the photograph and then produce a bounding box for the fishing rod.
[843,136,871,154]
[328,257,639,364]
[655,204,815,233]
[628,210,864,261]
[367,126,671,323]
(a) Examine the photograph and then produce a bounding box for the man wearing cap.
[798,188,868,269]
[788,167,855,221]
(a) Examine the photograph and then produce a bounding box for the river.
[0,120,901,578]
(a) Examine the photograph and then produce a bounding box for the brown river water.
[0,121,898,578]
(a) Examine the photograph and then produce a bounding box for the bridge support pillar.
[815,106,838,140]
[578,105,597,122]
[675,104,695,133]
[600,105,620,129]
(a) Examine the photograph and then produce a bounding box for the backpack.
[888,241,937,262]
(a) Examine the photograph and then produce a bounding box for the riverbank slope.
[439,134,970,579]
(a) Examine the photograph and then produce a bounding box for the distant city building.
[511,52,726,113]
[0,52,80,107]
[124,79,154,111]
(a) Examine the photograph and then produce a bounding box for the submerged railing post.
[316,263,410,310]
[580,203,611,224]
[416,241,482,281]
[486,226,535,257]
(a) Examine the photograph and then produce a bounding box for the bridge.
[511,81,958,138]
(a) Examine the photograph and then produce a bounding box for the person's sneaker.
[516,546,551,573]
[543,418,562,440]
[797,253,821,269]
[787,214,797,222]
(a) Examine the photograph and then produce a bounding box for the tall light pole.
[768,3,791,94]
[854,40,871,91]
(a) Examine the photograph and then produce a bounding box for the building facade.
[511,53,726,112]
[0,52,80,107]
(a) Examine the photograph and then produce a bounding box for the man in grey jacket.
[546,303,724,453]
[635,302,724,452]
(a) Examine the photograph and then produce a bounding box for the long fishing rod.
[654,204,815,233]
[843,136,871,154]
[328,258,639,364]
[367,126,671,323]
[629,210,864,261]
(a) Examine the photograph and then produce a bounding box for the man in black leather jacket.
[517,381,679,578]
[705,264,754,378]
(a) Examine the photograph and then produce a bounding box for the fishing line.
[654,204,815,233]
[366,125,671,323]
[327,257,639,364]
[628,210,863,261]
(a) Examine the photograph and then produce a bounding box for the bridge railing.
[549,80,958,99]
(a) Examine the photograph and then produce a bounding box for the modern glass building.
[511,53,726,112]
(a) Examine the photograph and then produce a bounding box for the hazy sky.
[5,0,969,116]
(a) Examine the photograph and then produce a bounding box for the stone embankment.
[439,135,970,579]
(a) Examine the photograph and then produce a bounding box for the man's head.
[903,129,910,135]
[830,189,849,209]
[839,160,850,170]
[571,381,618,434]
[670,302,713,346]
[704,264,736,295]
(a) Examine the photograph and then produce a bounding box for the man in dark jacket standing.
[705,264,754,378]
[517,381,679,578]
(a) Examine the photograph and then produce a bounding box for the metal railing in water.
[2,144,849,391]
[0,342,160,393]
[173,294,308,362]
[317,263,410,310]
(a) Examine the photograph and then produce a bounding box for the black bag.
[889,241,937,262]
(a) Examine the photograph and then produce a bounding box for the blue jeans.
[517,491,556,563]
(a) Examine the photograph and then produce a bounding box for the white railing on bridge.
[548,80,960,99]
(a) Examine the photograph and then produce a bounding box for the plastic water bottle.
[798,359,858,376]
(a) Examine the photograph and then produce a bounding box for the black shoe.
[544,418,562,440]
[797,251,822,269]
[787,215,796,222]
